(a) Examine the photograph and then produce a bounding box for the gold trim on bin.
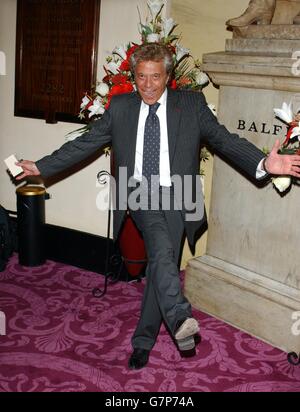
[16,186,46,196]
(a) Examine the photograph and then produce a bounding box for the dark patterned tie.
[142,102,160,186]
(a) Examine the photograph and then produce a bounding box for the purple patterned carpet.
[0,254,299,392]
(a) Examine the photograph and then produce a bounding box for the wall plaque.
[15,0,101,124]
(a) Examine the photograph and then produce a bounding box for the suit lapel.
[167,89,181,168]
[124,92,141,176]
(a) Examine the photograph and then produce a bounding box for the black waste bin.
[16,185,46,266]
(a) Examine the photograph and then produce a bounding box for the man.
[17,43,300,370]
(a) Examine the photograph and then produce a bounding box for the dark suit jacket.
[36,88,265,246]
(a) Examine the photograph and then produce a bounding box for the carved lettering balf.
[237,119,288,135]
[15,0,100,123]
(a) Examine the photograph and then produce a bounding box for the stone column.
[185,26,300,354]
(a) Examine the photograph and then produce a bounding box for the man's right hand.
[15,160,41,180]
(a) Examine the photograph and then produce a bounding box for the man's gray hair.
[130,43,174,75]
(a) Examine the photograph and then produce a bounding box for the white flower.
[66,127,87,141]
[88,98,105,118]
[208,104,217,116]
[290,121,300,140]
[147,33,161,42]
[195,70,209,86]
[162,17,176,37]
[272,176,292,193]
[96,82,110,97]
[147,0,164,17]
[113,45,127,60]
[176,44,189,62]
[105,61,121,75]
[80,95,91,109]
[274,102,293,124]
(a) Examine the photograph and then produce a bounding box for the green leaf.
[279,148,298,155]
[140,24,153,36]
[166,34,179,43]
[262,147,270,155]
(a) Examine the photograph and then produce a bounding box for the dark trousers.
[130,201,192,350]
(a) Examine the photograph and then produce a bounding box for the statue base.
[232,25,300,40]
[201,31,300,92]
[186,32,300,354]
[186,256,300,354]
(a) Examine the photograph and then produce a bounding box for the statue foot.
[226,0,275,27]
[272,0,300,24]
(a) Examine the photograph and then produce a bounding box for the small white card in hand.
[4,155,23,177]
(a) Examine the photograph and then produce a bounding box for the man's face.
[134,60,169,105]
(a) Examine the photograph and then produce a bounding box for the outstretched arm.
[15,106,113,180]
[197,93,300,180]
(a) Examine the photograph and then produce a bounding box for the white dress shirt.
[134,89,171,187]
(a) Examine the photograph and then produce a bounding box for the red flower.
[119,60,130,72]
[119,44,140,72]
[178,77,192,87]
[102,74,110,83]
[170,79,177,90]
[105,82,134,109]
[167,45,176,55]
[110,82,134,96]
[283,124,298,147]
[127,44,139,59]
[111,74,130,85]
[82,95,94,110]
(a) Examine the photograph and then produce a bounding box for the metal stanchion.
[92,171,123,298]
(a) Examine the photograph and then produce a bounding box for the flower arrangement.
[269,102,300,193]
[68,0,210,141]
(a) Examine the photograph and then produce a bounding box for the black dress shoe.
[179,333,201,358]
[128,348,150,370]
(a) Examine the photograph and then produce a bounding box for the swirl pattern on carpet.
[0,255,299,392]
